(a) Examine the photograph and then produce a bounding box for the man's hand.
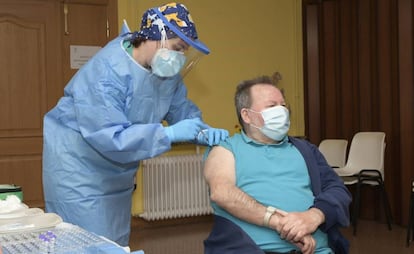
[292,234,316,254]
[268,209,318,254]
[275,208,325,243]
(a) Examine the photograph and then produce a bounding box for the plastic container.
[0,184,23,201]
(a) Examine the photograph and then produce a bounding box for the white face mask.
[151,48,186,77]
[249,105,290,141]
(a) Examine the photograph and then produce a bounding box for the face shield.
[179,45,205,78]
[152,7,209,79]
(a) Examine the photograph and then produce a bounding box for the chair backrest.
[336,132,386,177]
[318,139,348,168]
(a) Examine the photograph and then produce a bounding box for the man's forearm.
[210,185,269,227]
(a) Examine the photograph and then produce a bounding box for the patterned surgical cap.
[137,2,198,41]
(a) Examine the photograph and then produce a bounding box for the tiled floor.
[128,215,414,254]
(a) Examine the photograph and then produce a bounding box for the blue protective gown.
[42,32,202,246]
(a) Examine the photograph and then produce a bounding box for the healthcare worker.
[42,2,228,246]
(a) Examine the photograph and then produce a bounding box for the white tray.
[0,212,62,234]
[0,207,44,219]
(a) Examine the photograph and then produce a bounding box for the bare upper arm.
[203,146,236,190]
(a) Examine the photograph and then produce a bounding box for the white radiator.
[139,154,213,221]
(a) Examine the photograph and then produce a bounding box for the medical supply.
[0,184,23,201]
[0,213,62,234]
[248,105,290,141]
[0,195,27,215]
[197,129,209,143]
[151,48,186,77]
[196,128,229,146]
[164,118,207,142]
[0,224,118,254]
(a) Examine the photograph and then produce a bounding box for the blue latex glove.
[165,118,207,143]
[196,128,229,146]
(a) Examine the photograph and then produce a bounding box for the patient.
[203,75,352,254]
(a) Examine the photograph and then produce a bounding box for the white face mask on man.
[249,105,290,141]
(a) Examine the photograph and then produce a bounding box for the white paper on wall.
[70,45,102,69]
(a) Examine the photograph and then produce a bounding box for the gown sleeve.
[72,66,172,164]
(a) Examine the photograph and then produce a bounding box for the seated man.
[203,75,351,254]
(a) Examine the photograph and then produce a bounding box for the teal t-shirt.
[210,132,332,253]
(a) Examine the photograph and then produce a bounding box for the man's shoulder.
[288,136,310,146]
[288,136,319,153]
[225,133,244,143]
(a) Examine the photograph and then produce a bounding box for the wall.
[118,1,304,215]
[118,0,304,136]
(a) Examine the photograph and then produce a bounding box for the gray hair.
[234,75,281,131]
